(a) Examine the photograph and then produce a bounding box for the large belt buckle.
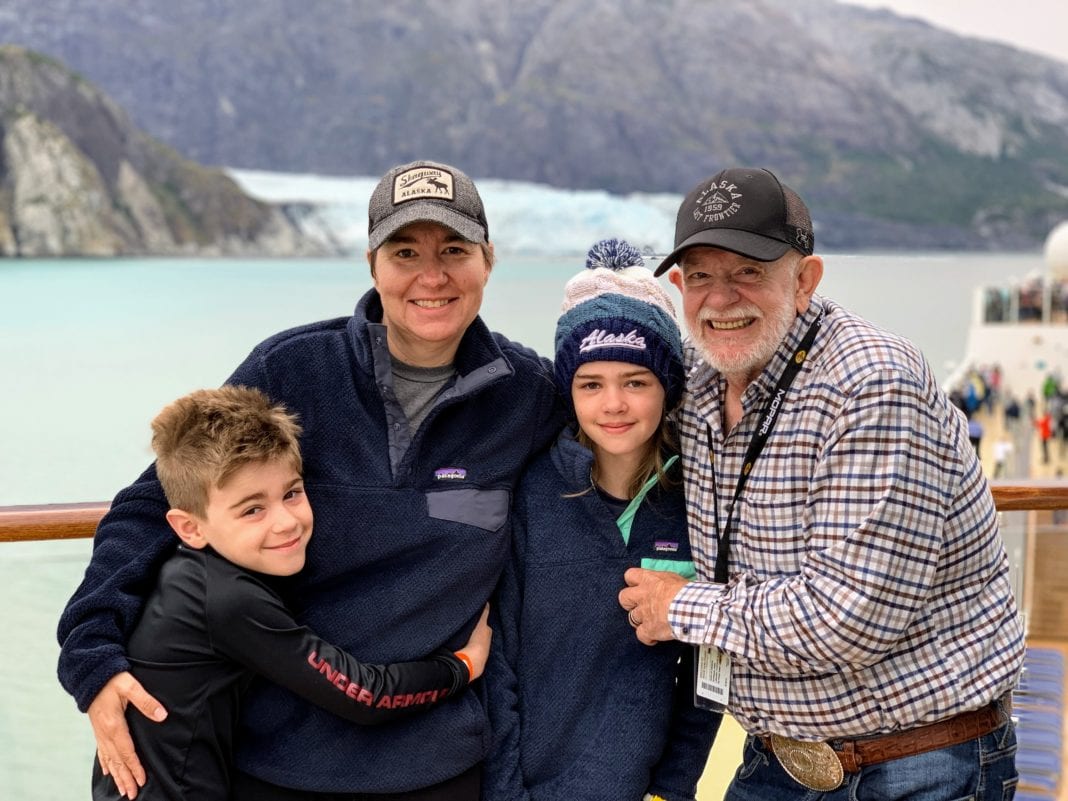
[769,733,844,792]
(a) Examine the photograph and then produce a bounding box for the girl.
[483,239,721,801]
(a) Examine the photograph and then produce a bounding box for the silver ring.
[628,610,640,628]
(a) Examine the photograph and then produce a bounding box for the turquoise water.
[0,251,1046,798]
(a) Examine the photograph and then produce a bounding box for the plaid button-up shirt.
[669,295,1025,740]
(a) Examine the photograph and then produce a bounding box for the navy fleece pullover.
[58,288,564,793]
[482,429,721,801]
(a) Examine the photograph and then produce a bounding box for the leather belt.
[760,693,1012,775]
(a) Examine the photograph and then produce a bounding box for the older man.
[620,167,1024,800]
[58,160,563,801]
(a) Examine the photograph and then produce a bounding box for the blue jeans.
[725,721,1018,801]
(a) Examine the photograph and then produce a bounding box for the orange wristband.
[454,651,475,681]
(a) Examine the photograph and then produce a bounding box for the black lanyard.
[708,312,823,584]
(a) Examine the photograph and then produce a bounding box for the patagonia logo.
[654,540,679,553]
[579,328,646,353]
[434,467,467,481]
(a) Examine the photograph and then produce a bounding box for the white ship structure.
[950,222,1068,395]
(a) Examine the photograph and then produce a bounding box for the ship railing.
[2,482,1066,799]
[3,482,1068,542]
[0,501,112,543]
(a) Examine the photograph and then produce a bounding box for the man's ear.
[165,509,209,549]
[668,267,684,292]
[795,255,824,314]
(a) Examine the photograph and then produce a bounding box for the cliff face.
[0,46,331,256]
[3,1,1068,250]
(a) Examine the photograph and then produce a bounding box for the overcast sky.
[837,0,1068,64]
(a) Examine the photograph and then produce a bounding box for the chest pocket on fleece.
[426,488,510,532]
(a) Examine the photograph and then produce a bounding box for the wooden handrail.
[3,481,1068,544]
[987,481,1068,511]
[0,502,111,543]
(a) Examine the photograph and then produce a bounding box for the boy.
[91,385,490,801]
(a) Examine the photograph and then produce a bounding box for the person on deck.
[618,167,1025,800]
[1035,407,1054,465]
[967,414,984,457]
[1058,398,1068,458]
[481,239,720,801]
[58,160,564,801]
[992,433,1014,479]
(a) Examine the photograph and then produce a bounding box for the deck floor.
[1017,638,1068,801]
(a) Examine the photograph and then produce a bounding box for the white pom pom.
[585,238,645,271]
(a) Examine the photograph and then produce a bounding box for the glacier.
[229,168,681,257]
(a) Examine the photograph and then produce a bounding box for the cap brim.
[368,202,487,251]
[653,229,791,276]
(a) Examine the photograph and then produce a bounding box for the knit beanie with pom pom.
[554,238,685,411]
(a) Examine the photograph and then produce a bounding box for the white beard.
[691,300,797,381]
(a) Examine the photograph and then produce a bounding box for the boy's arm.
[209,567,477,724]
[645,647,722,801]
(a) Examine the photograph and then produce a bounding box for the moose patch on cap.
[393,167,455,204]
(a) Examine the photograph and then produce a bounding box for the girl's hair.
[571,415,680,500]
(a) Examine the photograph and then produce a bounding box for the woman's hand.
[88,671,167,799]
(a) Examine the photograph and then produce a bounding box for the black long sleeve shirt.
[91,545,467,801]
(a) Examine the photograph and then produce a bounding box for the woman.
[58,160,564,801]
[482,240,721,801]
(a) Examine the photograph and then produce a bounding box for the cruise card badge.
[695,646,731,712]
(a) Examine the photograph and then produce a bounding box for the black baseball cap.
[367,160,488,250]
[654,167,814,276]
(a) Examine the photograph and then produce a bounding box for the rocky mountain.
[0,46,333,256]
[2,0,1068,250]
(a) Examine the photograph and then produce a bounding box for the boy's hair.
[151,386,302,517]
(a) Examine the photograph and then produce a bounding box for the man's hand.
[88,671,167,800]
[618,568,689,645]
